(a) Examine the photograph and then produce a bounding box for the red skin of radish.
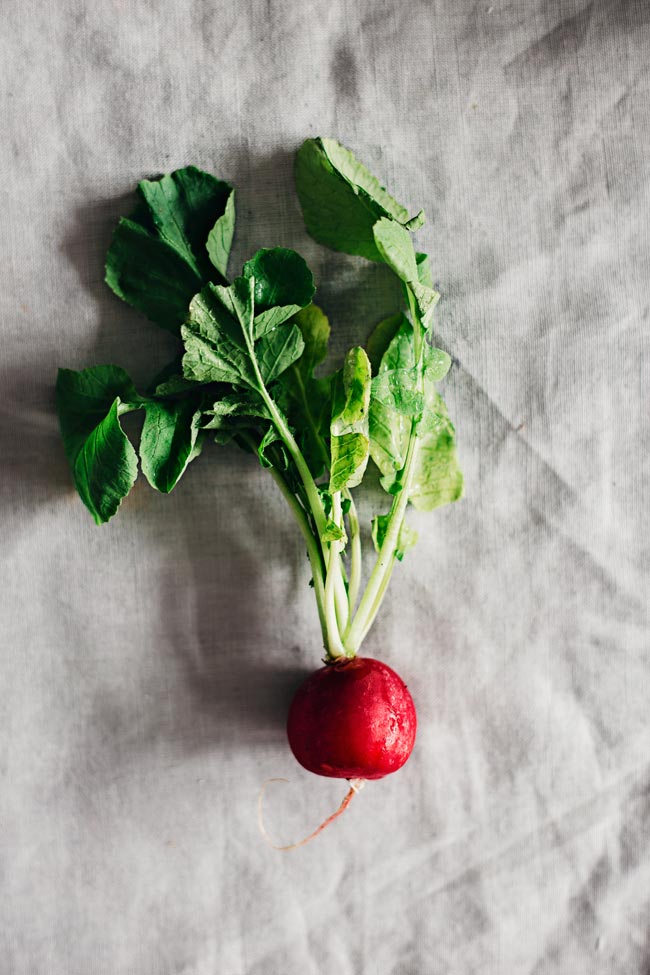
[286,657,417,780]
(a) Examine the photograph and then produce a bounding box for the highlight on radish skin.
[287,657,417,780]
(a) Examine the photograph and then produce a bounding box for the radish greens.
[57,140,463,658]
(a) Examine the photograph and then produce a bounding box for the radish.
[287,657,417,780]
[56,139,463,838]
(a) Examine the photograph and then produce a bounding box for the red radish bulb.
[286,657,417,780]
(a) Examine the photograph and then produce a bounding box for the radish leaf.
[105,219,202,333]
[366,313,407,373]
[276,304,333,478]
[371,369,423,416]
[71,399,139,526]
[243,248,315,336]
[140,400,205,493]
[57,364,208,521]
[257,425,286,468]
[368,318,418,470]
[416,252,434,288]
[405,391,463,511]
[330,432,369,494]
[329,347,371,492]
[424,345,452,382]
[295,138,422,261]
[207,189,236,278]
[106,167,234,333]
[182,284,258,387]
[138,167,233,280]
[372,218,440,327]
[56,364,142,524]
[372,218,419,284]
[371,514,418,560]
[56,365,141,454]
[322,520,347,544]
[203,391,271,431]
[320,139,412,223]
[257,320,306,385]
[368,320,462,509]
[182,274,306,391]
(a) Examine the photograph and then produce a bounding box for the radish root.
[258,777,366,851]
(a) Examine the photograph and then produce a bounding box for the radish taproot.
[56,140,463,834]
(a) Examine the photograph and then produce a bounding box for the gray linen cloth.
[1,0,649,972]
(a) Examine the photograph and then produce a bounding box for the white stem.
[324,492,347,657]
[344,490,362,615]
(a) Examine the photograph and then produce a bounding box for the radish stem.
[344,431,419,652]
[344,489,361,615]
[238,432,329,650]
[324,492,347,657]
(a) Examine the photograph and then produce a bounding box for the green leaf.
[56,364,141,524]
[292,304,330,377]
[371,514,418,559]
[138,166,233,280]
[330,432,370,494]
[320,139,413,223]
[275,304,332,478]
[209,276,256,346]
[371,513,388,551]
[404,211,426,232]
[71,399,139,525]
[424,345,451,383]
[371,368,423,416]
[397,525,417,560]
[295,138,380,261]
[56,363,210,521]
[204,392,270,446]
[57,366,141,465]
[368,320,463,511]
[257,424,285,468]
[140,399,204,493]
[372,218,440,327]
[369,316,424,417]
[366,313,407,374]
[295,138,421,261]
[256,319,305,385]
[406,391,464,511]
[368,398,410,479]
[416,252,433,288]
[182,277,305,391]
[373,218,419,284]
[374,315,415,371]
[105,219,203,333]
[321,519,347,544]
[410,280,440,329]
[333,346,372,427]
[242,248,315,336]
[329,346,371,492]
[368,319,414,479]
[203,390,270,430]
[181,283,257,387]
[206,189,236,277]
[318,488,333,517]
[105,166,234,333]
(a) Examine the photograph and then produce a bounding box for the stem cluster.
[264,284,427,661]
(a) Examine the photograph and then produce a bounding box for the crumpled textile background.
[1,0,649,972]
